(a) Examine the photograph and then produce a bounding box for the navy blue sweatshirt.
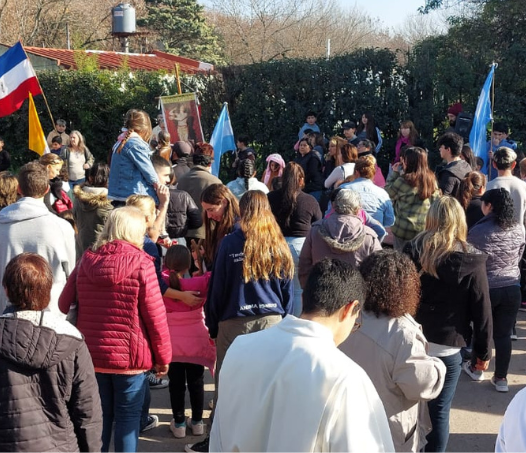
[205,224,294,338]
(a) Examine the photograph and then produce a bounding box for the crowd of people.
[0,106,524,453]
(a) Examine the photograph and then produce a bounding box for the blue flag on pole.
[469,64,496,174]
[210,103,236,177]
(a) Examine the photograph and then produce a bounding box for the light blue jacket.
[108,136,158,202]
[340,178,395,227]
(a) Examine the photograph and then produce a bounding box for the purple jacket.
[298,213,381,288]
[468,213,525,289]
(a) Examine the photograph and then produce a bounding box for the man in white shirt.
[210,258,394,452]
[496,386,526,452]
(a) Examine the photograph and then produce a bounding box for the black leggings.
[490,286,521,379]
[168,362,204,423]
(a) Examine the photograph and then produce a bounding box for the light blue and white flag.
[210,102,236,177]
[469,64,496,173]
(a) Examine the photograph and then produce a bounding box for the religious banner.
[160,93,204,144]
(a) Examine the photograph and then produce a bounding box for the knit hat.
[447,103,463,116]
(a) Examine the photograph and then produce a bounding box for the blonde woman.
[39,154,73,214]
[108,109,160,206]
[404,196,492,452]
[58,206,171,452]
[60,130,94,187]
[189,190,294,453]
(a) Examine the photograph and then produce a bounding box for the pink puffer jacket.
[59,240,172,371]
[161,271,216,372]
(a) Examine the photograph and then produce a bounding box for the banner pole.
[488,63,496,182]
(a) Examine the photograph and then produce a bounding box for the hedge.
[0,44,518,180]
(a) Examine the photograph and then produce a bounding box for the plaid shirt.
[385,171,440,240]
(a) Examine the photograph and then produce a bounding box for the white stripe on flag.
[0,59,37,100]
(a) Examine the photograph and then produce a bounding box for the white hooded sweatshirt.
[0,197,76,314]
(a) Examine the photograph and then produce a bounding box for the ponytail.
[116,129,132,154]
[242,159,254,191]
[457,171,486,210]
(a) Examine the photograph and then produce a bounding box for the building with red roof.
[0,44,214,74]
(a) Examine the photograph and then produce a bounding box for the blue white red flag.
[0,42,42,117]
[469,64,496,172]
[210,102,236,177]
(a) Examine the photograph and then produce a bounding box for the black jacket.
[404,241,492,361]
[437,159,472,197]
[173,157,191,183]
[466,197,484,230]
[166,187,203,238]
[0,312,102,452]
[294,151,324,193]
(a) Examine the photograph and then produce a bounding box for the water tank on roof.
[112,3,136,35]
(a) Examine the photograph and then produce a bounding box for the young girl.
[394,120,419,164]
[108,109,160,206]
[261,153,285,191]
[162,245,216,439]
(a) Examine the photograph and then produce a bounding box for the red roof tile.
[22,46,213,74]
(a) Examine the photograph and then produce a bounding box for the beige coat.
[340,311,446,452]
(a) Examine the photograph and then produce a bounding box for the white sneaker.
[187,417,204,436]
[462,361,484,381]
[170,419,186,438]
[491,376,509,393]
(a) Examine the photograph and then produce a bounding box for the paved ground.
[138,311,526,452]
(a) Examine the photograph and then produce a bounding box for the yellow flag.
[28,92,49,156]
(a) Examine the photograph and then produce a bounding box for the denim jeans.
[285,236,306,317]
[69,177,85,188]
[96,372,146,453]
[425,352,462,452]
[308,190,322,202]
[140,374,151,430]
[490,285,521,379]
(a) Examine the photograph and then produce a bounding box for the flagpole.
[19,41,55,127]
[488,62,496,182]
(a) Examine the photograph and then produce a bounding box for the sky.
[347,0,426,29]
[200,0,434,32]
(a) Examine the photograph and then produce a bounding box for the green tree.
[138,0,225,65]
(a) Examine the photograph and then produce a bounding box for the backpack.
[455,112,473,142]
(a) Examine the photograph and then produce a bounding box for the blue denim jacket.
[108,136,158,202]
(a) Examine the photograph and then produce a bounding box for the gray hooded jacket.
[298,213,381,288]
